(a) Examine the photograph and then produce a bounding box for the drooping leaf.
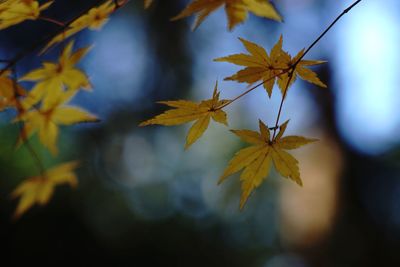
[21,41,91,110]
[276,49,327,93]
[172,0,281,31]
[219,120,317,209]
[0,0,53,30]
[42,0,118,52]
[215,36,327,97]
[11,161,79,219]
[140,82,229,149]
[16,91,98,155]
[214,37,282,97]
[0,70,26,111]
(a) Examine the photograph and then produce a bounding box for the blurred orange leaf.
[0,0,53,30]
[11,161,79,219]
[21,41,91,110]
[172,0,281,31]
[0,70,26,111]
[16,91,98,155]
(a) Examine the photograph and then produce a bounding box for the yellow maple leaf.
[219,120,317,209]
[11,161,79,219]
[277,48,327,92]
[172,0,281,31]
[140,82,229,149]
[0,0,53,30]
[0,70,26,111]
[21,41,91,110]
[215,37,280,97]
[144,0,153,9]
[16,91,98,155]
[42,0,116,52]
[215,36,326,97]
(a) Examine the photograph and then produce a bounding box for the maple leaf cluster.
[8,41,97,218]
[0,0,344,217]
[141,36,327,208]
[0,0,126,218]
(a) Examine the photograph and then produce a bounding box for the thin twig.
[272,0,363,138]
[295,0,363,66]
[217,0,363,114]
[272,70,294,139]
[216,68,291,110]
[39,16,66,27]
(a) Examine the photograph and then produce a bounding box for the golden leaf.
[0,0,53,30]
[277,49,327,93]
[0,70,26,111]
[16,91,98,155]
[140,82,229,149]
[215,36,327,97]
[21,41,91,110]
[11,161,79,219]
[219,120,317,209]
[171,0,281,31]
[42,0,116,52]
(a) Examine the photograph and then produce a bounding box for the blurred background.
[1,0,400,266]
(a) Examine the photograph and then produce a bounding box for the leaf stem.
[39,16,65,27]
[216,68,290,110]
